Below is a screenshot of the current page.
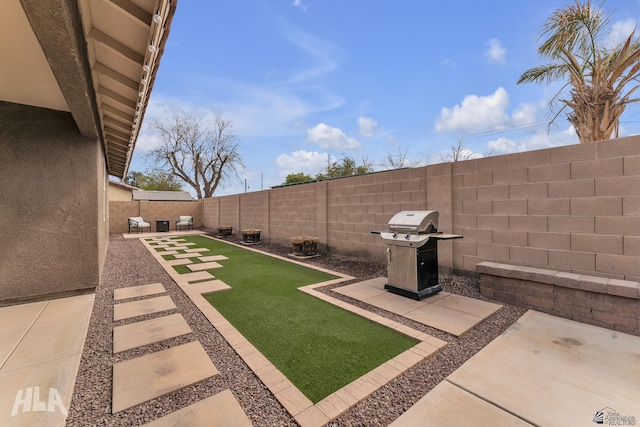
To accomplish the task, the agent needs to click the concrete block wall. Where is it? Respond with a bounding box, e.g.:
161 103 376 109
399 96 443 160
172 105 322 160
478 262 640 336
269 184 319 246
452 135 640 281
326 168 430 259
239 191 265 232
109 200 203 233
196 135 640 280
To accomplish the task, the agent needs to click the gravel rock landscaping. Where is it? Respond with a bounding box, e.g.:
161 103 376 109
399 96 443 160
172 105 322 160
66 233 525 426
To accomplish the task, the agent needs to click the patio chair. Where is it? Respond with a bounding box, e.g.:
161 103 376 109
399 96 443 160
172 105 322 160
128 216 151 233
176 215 193 231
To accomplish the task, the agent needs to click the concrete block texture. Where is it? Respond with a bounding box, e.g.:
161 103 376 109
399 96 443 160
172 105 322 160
102 135 640 286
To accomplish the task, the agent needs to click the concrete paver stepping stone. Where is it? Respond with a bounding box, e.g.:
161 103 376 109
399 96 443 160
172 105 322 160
446 311 640 427
390 380 534 426
199 255 229 262
183 280 231 296
113 296 176 321
173 271 215 285
186 261 223 272
164 259 193 266
142 389 252 427
114 283 165 301
184 248 208 253
174 253 201 259
113 313 192 353
112 341 218 413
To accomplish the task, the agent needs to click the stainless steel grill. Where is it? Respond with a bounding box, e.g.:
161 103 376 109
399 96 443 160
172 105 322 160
373 210 462 300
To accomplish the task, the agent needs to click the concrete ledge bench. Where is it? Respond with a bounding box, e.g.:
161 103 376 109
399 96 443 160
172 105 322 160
476 262 640 336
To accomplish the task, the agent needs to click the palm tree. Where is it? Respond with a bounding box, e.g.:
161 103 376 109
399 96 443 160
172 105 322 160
518 0 640 142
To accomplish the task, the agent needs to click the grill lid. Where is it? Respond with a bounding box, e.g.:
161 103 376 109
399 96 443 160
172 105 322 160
388 210 438 233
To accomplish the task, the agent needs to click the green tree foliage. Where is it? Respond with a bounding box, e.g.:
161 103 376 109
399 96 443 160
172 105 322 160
518 0 640 142
123 170 183 191
315 156 373 180
284 172 313 184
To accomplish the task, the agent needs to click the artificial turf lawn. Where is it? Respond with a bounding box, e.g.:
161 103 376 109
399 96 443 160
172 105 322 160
156 235 418 403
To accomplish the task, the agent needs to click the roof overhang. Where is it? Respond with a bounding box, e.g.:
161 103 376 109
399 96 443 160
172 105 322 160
0 0 177 178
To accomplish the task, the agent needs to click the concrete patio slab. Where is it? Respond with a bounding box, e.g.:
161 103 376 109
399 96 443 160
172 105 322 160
0 301 47 368
433 293 502 318
333 281 386 301
199 255 229 262
186 261 223 272
401 310 640 427
1 294 94 372
404 304 485 336
0 294 94 427
363 292 428 316
114 283 165 301
142 389 252 427
390 380 534 427
112 341 218 413
0 354 82 427
113 313 192 353
113 295 176 321
182 280 231 296
337 277 502 336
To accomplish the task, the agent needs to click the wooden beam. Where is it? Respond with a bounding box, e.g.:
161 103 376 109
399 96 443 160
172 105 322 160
102 103 133 122
108 0 152 26
88 28 144 65
94 62 139 92
98 86 136 110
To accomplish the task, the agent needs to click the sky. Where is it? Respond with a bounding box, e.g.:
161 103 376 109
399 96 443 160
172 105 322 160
127 0 640 196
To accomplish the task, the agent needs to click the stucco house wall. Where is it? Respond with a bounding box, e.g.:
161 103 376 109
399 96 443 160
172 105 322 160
0 102 107 304
108 181 137 201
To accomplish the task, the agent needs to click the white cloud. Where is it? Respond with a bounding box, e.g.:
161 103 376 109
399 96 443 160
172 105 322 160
607 19 637 48
358 116 378 137
511 102 538 125
486 38 507 64
488 126 578 154
435 87 510 133
307 123 361 149
292 0 308 11
276 150 328 173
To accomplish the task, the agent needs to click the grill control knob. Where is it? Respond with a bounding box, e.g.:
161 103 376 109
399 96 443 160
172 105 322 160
405 234 410 239
392 232 398 238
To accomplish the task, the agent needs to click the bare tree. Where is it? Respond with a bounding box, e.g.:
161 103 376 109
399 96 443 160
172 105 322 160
441 138 476 162
380 147 421 170
148 110 243 199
